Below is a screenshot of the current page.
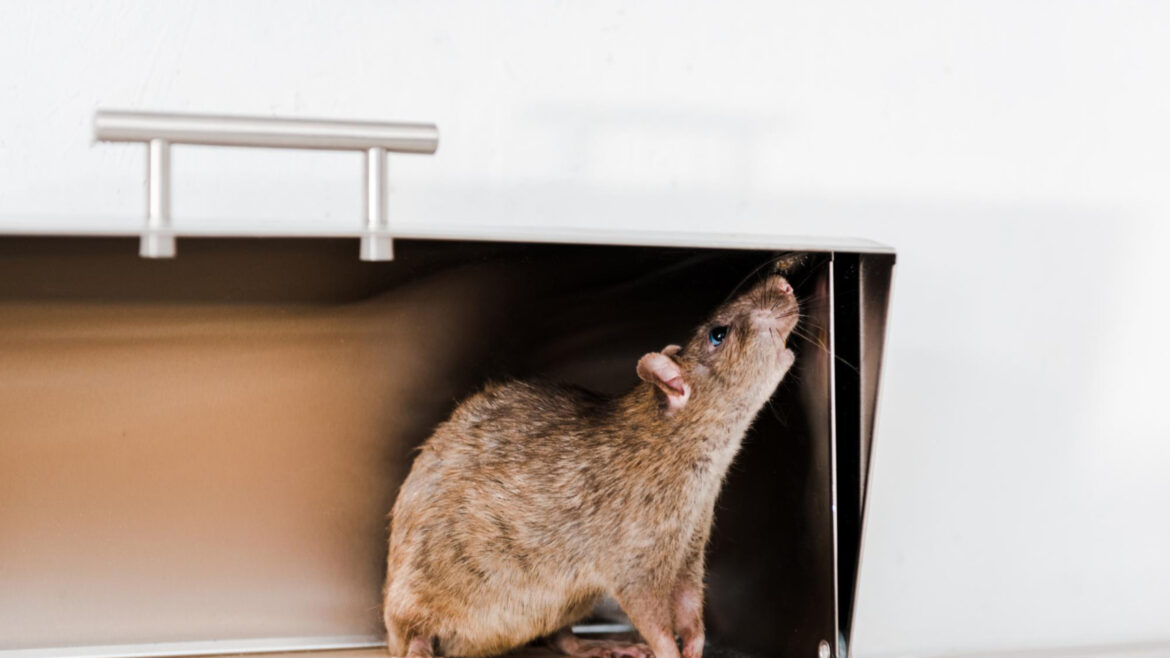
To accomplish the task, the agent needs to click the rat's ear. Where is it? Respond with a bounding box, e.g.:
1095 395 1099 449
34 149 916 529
637 349 690 415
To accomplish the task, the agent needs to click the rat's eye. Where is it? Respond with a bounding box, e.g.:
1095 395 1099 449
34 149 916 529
708 325 729 347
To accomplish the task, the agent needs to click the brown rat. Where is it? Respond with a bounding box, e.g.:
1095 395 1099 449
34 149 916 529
383 271 800 658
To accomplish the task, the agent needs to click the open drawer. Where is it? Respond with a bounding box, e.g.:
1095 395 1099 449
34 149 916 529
0 229 892 658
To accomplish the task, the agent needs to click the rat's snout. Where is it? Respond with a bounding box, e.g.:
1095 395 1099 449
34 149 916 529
749 275 795 304
745 275 799 337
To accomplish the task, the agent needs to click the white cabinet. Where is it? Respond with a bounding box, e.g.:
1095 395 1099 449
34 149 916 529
2 3 1169 657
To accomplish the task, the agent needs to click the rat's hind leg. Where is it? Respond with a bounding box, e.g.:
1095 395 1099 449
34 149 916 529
402 635 437 658
671 537 708 658
614 589 681 658
547 627 653 658
387 632 437 658
385 612 437 658
670 578 704 658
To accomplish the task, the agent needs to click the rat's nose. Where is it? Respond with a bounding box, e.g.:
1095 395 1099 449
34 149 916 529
776 279 793 295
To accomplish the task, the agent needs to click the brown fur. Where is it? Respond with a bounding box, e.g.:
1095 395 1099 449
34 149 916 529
384 274 799 658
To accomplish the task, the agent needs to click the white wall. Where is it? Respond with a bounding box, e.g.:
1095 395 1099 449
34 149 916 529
2 2 1168 656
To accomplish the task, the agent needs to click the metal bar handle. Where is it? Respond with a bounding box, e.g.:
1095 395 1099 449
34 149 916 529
93 110 439 260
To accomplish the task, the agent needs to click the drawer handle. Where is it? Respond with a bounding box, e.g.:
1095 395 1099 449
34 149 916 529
94 110 439 261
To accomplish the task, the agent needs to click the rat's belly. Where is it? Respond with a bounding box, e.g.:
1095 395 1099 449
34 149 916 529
436 578 599 657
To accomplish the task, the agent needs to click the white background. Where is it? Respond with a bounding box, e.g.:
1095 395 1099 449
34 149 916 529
2 2 1168 656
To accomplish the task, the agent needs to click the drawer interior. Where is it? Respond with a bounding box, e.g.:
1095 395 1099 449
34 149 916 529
0 237 865 658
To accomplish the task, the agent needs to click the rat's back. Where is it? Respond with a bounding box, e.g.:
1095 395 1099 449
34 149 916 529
383 380 618 657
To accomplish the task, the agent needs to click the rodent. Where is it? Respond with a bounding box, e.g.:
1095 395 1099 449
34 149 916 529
383 270 800 658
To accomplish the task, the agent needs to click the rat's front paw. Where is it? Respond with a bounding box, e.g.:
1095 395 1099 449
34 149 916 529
779 347 796 370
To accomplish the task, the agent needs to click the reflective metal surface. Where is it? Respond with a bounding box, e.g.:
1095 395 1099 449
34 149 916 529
857 254 895 512
361 147 392 261
93 110 439 261
143 138 173 258
848 253 895 652
93 111 438 154
830 252 896 653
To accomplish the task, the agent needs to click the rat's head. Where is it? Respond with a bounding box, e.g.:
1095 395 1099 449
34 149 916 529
636 274 799 419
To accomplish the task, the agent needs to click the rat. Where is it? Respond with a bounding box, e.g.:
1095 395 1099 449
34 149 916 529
383 271 799 658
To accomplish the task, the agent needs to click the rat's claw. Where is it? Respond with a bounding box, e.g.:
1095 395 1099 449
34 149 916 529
606 643 654 658
561 639 653 658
